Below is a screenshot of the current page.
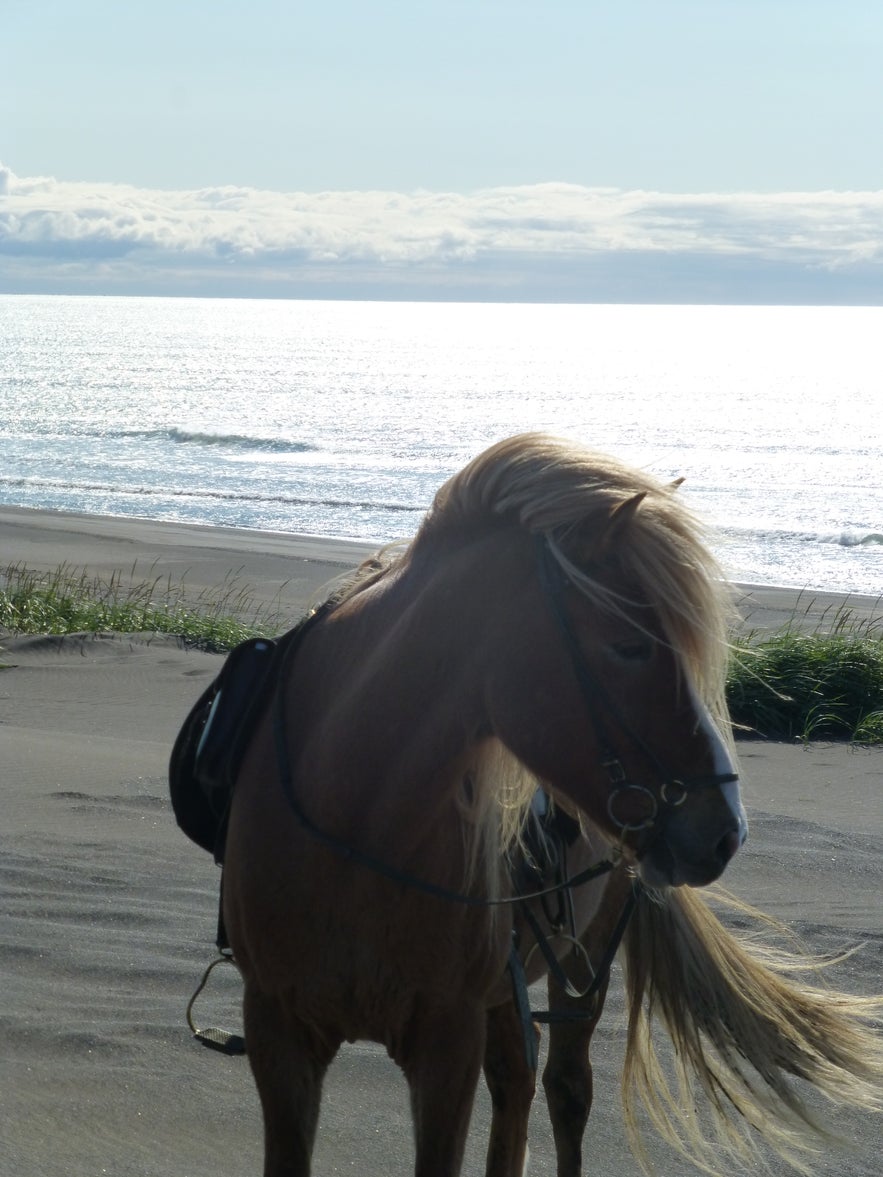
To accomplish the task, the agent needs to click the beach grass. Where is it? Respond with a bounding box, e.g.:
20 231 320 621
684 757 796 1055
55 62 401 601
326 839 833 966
729 609 883 744
0 562 288 654
2 562 882 744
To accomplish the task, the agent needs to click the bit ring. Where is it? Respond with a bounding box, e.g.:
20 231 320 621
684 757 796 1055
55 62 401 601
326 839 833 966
607 784 658 832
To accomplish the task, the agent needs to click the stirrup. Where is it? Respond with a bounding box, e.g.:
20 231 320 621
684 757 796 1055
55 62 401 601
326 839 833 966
185 951 246 1056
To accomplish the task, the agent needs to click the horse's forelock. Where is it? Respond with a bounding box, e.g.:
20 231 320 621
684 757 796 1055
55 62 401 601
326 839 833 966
423 433 735 726
548 500 734 733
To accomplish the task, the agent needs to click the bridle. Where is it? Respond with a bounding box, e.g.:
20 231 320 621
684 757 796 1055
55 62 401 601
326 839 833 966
535 534 739 849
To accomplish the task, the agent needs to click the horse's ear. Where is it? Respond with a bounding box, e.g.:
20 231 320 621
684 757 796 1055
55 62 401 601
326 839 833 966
594 491 647 559
667 476 685 492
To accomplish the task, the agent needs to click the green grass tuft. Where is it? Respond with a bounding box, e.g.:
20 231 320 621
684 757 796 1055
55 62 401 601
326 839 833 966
728 607 883 744
0 562 290 654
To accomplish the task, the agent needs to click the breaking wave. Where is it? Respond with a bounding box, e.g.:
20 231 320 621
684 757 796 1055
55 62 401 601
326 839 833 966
838 531 883 548
0 474 423 516
809 529 883 549
721 525 883 550
115 428 319 454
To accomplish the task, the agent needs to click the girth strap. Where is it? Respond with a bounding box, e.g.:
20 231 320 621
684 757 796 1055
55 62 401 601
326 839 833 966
507 936 539 1071
507 882 639 1070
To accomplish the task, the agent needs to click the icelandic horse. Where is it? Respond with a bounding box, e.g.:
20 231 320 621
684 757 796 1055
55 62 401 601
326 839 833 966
219 434 881 1175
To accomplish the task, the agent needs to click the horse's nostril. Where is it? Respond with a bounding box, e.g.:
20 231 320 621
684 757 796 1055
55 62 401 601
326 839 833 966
717 829 742 866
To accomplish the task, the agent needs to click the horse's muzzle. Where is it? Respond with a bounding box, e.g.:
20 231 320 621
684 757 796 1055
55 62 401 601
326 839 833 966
637 786 747 888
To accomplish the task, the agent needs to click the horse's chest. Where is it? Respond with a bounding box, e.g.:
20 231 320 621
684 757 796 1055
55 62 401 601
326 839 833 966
259 888 508 1034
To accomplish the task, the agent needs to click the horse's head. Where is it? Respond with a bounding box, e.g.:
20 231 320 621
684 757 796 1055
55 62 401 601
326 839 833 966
487 542 746 886
454 439 747 889
538 508 746 888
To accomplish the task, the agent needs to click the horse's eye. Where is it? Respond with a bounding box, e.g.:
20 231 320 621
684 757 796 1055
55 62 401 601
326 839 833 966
611 638 654 663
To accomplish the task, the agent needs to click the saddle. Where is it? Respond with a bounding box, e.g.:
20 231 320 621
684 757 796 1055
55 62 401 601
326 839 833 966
517 789 582 890
169 605 329 864
168 635 280 863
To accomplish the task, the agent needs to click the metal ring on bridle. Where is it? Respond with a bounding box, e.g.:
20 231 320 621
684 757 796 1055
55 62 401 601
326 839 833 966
660 779 688 808
606 783 659 832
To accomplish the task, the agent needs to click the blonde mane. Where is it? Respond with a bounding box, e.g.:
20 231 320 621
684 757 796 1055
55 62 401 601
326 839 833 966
337 433 736 882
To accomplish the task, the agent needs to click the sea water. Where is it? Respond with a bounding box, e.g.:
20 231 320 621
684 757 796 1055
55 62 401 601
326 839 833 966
1 294 881 595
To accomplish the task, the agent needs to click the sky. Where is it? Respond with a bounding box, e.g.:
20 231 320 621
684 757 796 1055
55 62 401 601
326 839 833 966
2 0 882 303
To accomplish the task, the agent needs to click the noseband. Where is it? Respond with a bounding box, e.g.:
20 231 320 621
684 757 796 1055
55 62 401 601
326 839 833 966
535 535 738 843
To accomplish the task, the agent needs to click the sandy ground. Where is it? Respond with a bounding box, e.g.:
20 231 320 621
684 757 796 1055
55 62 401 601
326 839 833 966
1 507 881 1176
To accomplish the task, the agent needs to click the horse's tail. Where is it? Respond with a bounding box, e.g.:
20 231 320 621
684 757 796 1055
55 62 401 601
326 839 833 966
620 883 883 1175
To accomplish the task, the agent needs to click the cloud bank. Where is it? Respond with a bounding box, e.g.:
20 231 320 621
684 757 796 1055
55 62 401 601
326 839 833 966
1 163 881 302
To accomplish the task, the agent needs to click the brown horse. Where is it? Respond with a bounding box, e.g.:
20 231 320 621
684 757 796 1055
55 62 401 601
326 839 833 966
221 434 881 1176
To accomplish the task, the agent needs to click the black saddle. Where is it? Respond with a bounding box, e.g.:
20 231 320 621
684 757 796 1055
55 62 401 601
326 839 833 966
169 636 279 862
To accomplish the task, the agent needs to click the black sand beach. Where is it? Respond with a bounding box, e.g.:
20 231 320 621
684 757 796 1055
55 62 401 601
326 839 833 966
1 507 881 1176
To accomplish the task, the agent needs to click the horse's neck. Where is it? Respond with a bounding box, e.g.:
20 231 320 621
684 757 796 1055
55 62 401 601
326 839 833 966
302 580 485 776
290 536 527 853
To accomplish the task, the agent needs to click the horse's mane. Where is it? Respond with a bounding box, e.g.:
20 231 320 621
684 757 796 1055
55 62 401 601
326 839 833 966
334 433 736 884
343 433 734 725
471 436 728 725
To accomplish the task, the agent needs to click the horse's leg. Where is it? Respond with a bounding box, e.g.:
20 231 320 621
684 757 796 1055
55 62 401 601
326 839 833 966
243 982 341 1177
540 972 610 1177
483 999 538 1177
401 1001 487 1177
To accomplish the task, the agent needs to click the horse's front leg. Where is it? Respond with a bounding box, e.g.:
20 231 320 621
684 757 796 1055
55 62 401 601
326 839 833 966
483 998 538 1177
400 999 487 1177
243 982 342 1177
541 972 610 1177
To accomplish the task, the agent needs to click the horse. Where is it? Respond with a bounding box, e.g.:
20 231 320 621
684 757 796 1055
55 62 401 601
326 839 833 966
219 434 881 1176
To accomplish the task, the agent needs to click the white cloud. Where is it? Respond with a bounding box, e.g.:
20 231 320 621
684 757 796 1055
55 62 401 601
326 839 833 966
1 164 881 302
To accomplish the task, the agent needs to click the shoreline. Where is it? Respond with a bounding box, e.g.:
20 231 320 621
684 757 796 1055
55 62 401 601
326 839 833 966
2 503 881 633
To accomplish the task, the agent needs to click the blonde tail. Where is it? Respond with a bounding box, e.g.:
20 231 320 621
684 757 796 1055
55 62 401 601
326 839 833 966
621 884 883 1175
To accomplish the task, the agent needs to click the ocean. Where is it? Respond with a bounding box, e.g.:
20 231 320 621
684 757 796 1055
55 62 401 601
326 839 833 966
1 294 881 596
